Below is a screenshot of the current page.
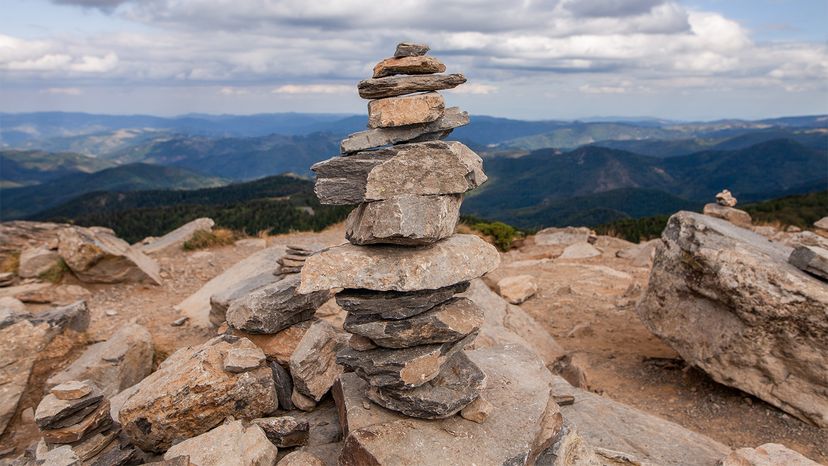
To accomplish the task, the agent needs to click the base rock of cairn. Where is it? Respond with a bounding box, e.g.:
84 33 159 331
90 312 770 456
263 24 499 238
299 42 499 420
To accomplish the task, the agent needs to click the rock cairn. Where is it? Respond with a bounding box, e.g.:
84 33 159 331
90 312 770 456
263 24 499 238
703 188 752 228
299 42 500 419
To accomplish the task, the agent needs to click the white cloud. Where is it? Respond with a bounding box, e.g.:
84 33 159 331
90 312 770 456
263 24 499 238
446 83 498 95
41 87 83 95
272 84 353 95
219 86 250 96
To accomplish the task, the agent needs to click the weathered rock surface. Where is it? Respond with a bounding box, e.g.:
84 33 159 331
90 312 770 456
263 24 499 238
337 345 559 465
460 396 492 424
312 141 486 205
141 217 214 255
346 194 460 246
289 320 343 401
223 347 266 373
46 323 153 397
119 336 278 451
35 390 103 429
299 234 499 293
15 284 91 306
336 282 468 320
372 55 445 78
232 320 312 366
343 297 483 348
340 107 468 154
0 272 13 287
703 203 752 228
367 92 444 128
358 74 465 99
278 451 325 466
788 245 828 280
716 189 738 207
51 380 94 401
336 333 474 389
393 42 429 58
559 242 601 259
251 416 309 447
41 400 112 444
210 272 283 327
720 443 820 466
269 361 294 411
18 246 61 278
163 420 278 466
534 226 595 246
57 226 161 285
226 274 331 334
37 445 80 466
496 275 537 304
637 211 828 427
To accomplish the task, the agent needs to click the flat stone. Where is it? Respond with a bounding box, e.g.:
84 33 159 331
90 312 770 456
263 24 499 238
558 242 601 259
373 55 445 78
223 347 266 373
51 380 94 401
721 443 820 466
289 320 344 401
70 428 119 461
343 297 483 348
367 92 444 128
336 333 474 389
251 416 309 448
367 352 485 419
703 203 753 228
299 234 499 293
18 246 61 279
163 420 278 466
348 334 377 351
226 274 331 334
496 275 537 304
35 390 103 430
141 218 215 255
788 245 828 280
340 107 469 154
460 396 492 424
88 444 139 466
16 284 91 306
41 400 112 444
233 320 313 366
210 271 282 327
345 194 461 246
38 445 79 466
118 335 278 452
393 42 429 58
359 74 465 99
336 282 469 320
57 226 161 285
313 141 486 205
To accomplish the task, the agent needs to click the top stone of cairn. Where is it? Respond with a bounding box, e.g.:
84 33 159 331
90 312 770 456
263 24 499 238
394 42 430 58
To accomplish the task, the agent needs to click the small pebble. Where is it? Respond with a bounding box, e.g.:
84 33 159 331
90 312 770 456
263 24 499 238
171 316 189 326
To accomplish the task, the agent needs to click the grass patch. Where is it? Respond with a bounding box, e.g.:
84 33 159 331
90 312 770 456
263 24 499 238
0 251 20 275
182 228 237 251
38 258 69 284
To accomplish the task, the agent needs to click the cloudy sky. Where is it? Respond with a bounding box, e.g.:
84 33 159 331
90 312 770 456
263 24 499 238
1 0 826 120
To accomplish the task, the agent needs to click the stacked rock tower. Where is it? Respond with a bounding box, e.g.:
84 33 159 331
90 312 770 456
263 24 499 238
299 43 500 419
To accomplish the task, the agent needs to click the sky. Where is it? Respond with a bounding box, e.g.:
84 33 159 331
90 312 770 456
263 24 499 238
1 0 826 120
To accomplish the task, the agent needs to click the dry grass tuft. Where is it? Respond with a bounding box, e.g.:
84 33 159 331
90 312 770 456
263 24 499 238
182 228 237 251
0 251 21 275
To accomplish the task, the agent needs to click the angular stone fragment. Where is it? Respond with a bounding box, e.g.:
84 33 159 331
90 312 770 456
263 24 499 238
289 320 343 401
336 282 469 320
234 320 313 366
716 189 738 207
358 74 465 99
346 194 461 246
373 55 445 78
38 445 80 466
226 274 331 334
341 107 469 154
18 246 61 279
209 271 282 327
367 92 444 128
460 396 492 424
35 390 103 430
367 352 485 419
788 245 828 280
141 217 214 255
496 275 537 304
291 389 317 412
348 334 377 351
57 225 161 285
223 347 266 373
269 361 295 411
312 141 486 205
394 42 429 58
41 400 112 444
343 297 483 348
720 443 820 466
70 428 119 461
336 333 474 389
51 380 94 401
163 420 278 466
703 202 752 228
559 241 601 259
299 235 499 293
251 416 309 448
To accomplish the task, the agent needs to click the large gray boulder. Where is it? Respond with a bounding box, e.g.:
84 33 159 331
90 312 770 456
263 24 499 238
637 211 828 427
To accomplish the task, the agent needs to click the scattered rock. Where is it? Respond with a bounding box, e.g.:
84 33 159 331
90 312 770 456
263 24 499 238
141 217 215 255
345 194 461 246
788 245 828 280
57 226 161 285
720 443 820 466
703 203 753 228
393 42 429 58
558 242 601 259
163 420 278 466
278 450 325 466
637 211 828 427
460 396 492 424
18 246 61 279
534 227 594 246
234 320 313 366
336 282 469 320
41 400 112 444
616 239 658 267
299 234 499 293
16 284 91 306
224 347 266 373
566 322 594 339
35 389 104 430
170 316 188 327
226 274 331 334
38 445 80 466
495 275 537 304
716 189 738 207
372 55 445 78
289 320 343 401
291 389 317 412
251 416 309 448
51 380 94 401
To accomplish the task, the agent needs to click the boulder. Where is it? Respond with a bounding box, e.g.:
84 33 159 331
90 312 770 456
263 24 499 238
57 226 161 285
299 234 499 293
534 227 594 246
358 74 466 99
226 274 331 334
345 194 461 246
637 211 828 427
703 203 752 228
140 218 215 255
340 107 469 154
393 42 429 58
163 420 278 466
496 275 537 304
372 55 445 78
289 320 344 402
558 242 601 259
15 284 91 306
176 245 287 328
720 443 820 466
46 323 154 397
251 416 309 448
209 271 282 327
119 336 278 451
367 92 445 128
788 245 828 280
312 141 486 205
18 246 61 278
336 282 468 320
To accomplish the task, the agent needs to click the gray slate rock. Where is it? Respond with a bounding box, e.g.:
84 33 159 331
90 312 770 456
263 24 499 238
251 416 309 447
358 74 466 99
394 42 429 57
340 107 469 154
34 389 103 429
270 361 295 411
209 271 281 327
343 297 483 348
226 274 331 333
789 245 828 280
367 352 485 419
336 281 469 320
312 141 486 205
289 320 344 401
345 194 461 246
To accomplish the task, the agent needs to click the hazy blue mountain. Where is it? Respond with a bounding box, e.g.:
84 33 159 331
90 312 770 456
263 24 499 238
0 150 114 187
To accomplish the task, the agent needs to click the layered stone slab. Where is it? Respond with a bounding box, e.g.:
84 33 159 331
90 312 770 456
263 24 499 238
312 141 486 205
346 194 461 246
340 107 469 154
299 234 499 294
336 282 469 320
359 74 466 99
394 42 429 58
367 92 444 128
373 56 445 78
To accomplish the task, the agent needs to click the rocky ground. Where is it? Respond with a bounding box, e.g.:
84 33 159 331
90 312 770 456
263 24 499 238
1 220 825 463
